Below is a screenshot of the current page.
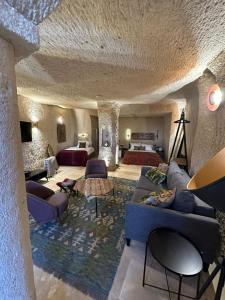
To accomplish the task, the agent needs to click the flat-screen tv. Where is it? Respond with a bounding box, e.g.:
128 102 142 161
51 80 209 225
20 121 32 142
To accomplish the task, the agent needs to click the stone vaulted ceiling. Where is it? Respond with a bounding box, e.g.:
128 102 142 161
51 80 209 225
15 0 225 109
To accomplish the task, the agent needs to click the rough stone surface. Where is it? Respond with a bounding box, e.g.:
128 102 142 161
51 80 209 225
187 70 220 174
18 95 76 170
0 0 39 61
208 50 225 87
0 37 36 300
6 0 60 25
15 0 225 108
98 102 120 168
185 68 225 256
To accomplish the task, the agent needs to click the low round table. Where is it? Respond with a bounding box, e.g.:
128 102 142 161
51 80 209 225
143 228 203 300
74 178 114 217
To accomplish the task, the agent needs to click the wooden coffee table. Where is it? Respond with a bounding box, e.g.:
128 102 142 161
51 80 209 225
74 178 114 217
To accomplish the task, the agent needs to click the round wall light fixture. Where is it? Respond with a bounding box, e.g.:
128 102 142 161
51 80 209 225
207 84 222 111
57 116 64 124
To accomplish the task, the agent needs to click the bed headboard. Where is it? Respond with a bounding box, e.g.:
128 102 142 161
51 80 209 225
131 132 155 141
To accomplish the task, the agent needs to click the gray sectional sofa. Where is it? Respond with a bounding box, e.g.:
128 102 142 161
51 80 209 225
125 161 220 267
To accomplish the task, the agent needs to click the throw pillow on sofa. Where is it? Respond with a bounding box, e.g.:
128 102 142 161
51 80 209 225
172 189 195 213
144 188 176 208
158 163 169 174
145 167 166 184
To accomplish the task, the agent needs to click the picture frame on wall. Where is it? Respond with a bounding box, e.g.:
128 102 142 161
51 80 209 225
57 124 66 143
131 132 155 140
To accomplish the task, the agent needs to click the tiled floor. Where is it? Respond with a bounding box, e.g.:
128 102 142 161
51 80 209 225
34 163 215 300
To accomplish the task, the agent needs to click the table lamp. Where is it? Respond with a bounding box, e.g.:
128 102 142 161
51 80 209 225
187 147 225 300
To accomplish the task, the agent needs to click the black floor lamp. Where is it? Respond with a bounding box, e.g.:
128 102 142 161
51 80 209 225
169 109 190 167
187 147 225 300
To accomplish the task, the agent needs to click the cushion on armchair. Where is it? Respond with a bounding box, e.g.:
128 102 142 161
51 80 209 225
46 193 68 215
172 189 195 213
85 159 107 179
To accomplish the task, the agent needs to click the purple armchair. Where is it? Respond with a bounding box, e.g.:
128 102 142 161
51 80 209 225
85 159 108 179
26 181 68 224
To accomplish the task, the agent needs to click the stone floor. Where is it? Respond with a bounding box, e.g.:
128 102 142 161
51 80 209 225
33 163 216 300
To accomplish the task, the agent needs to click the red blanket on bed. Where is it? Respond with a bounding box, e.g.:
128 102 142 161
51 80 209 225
56 150 88 166
123 151 163 166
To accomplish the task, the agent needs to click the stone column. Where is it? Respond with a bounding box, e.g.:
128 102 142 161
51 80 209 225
0 1 60 298
98 102 120 170
0 37 36 299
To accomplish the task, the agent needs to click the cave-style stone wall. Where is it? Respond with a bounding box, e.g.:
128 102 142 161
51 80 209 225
6 0 60 25
187 70 223 175
18 95 76 170
98 102 120 169
185 68 225 255
0 36 36 300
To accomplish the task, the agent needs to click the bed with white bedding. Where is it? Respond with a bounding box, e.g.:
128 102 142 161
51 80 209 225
56 142 95 166
123 142 163 166
65 146 95 156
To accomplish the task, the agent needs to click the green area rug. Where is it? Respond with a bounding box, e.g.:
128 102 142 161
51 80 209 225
29 177 136 300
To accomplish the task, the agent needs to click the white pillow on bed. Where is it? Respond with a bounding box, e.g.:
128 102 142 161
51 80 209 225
76 141 92 148
130 143 140 150
142 144 153 151
77 141 87 148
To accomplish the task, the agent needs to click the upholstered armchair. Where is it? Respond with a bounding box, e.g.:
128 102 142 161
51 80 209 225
26 180 68 224
85 159 108 179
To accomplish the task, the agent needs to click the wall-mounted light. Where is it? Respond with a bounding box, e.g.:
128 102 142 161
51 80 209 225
126 128 131 140
32 122 39 128
78 132 88 139
57 116 64 124
207 84 222 111
31 117 39 128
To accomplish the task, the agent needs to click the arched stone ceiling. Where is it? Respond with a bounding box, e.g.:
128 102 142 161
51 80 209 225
16 0 225 109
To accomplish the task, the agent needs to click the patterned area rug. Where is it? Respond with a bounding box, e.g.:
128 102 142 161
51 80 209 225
29 177 136 300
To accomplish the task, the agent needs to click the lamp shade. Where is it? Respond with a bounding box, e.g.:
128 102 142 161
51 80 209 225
187 147 225 212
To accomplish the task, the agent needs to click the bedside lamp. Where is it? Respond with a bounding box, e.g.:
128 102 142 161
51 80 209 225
187 147 225 299
78 133 88 140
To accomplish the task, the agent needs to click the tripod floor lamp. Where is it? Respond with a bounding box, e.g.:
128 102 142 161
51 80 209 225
187 147 225 300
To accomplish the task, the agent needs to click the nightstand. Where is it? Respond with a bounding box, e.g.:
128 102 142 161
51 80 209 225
156 150 164 159
119 146 128 158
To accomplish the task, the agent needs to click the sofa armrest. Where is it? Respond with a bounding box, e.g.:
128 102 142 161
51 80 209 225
26 180 54 199
27 193 57 223
125 202 220 264
141 166 151 176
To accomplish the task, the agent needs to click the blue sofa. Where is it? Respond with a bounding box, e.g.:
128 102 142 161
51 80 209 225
125 161 220 267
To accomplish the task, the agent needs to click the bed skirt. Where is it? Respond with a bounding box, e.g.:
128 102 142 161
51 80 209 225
56 150 88 166
123 151 163 166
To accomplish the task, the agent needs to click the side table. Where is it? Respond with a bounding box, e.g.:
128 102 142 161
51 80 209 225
25 169 48 181
156 149 164 160
143 228 203 299
119 147 128 158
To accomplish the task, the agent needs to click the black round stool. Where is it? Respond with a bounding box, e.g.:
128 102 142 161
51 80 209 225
143 228 203 300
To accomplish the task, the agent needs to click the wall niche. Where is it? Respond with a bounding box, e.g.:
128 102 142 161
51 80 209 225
101 127 111 147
